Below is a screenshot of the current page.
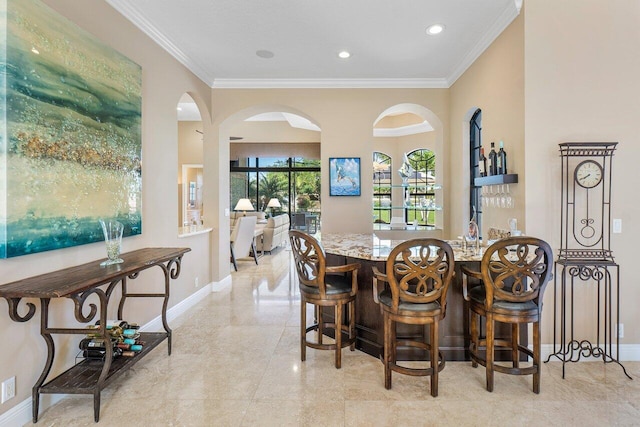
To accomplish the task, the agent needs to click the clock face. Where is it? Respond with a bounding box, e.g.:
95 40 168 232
575 160 603 189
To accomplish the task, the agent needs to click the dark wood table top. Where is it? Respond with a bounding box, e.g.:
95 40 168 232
0 247 191 299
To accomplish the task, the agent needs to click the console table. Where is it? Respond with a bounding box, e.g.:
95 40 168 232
0 247 190 423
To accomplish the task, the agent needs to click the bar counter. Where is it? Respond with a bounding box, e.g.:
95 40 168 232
318 233 483 262
316 233 514 361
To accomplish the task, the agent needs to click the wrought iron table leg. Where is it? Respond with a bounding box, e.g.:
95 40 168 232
33 298 55 423
94 391 101 422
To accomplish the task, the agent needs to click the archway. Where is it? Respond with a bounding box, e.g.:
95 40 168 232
216 104 322 275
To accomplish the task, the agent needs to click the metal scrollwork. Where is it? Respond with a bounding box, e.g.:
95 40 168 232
168 256 183 280
566 339 610 363
568 265 607 282
70 288 107 323
571 265 594 281
579 218 596 239
7 298 37 322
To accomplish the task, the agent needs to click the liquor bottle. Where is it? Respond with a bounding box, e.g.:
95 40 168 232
96 320 129 330
122 329 140 339
488 142 498 175
80 338 123 359
497 140 507 174
478 147 487 177
79 338 108 351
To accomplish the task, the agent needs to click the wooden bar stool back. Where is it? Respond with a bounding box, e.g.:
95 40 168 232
372 238 455 397
461 237 553 393
289 230 359 369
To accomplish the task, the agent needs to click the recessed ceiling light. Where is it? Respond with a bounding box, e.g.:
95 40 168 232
426 24 445 35
256 50 274 59
338 51 351 59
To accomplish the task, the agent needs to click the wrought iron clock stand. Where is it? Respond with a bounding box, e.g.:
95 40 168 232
545 142 631 379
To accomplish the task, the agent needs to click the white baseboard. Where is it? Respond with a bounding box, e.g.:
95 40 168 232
139 282 212 332
211 274 232 292
0 396 34 427
0 284 215 427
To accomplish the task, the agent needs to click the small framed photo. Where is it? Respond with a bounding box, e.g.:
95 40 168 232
329 157 361 196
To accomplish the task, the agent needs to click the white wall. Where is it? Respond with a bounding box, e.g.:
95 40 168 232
525 0 640 344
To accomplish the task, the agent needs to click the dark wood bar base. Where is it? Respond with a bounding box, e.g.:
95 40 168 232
325 254 524 361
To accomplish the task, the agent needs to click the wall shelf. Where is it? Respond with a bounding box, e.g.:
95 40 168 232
375 184 442 190
376 206 442 211
474 173 518 186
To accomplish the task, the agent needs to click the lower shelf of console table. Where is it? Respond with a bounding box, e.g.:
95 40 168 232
41 332 166 395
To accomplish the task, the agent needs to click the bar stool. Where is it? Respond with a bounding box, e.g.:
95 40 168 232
289 230 359 369
461 237 553 393
372 238 455 396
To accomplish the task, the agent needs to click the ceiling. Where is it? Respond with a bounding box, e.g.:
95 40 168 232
107 0 522 89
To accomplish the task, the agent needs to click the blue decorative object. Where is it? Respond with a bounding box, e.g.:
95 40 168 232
329 157 361 196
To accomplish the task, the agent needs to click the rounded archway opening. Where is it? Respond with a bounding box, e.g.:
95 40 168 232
221 105 322 240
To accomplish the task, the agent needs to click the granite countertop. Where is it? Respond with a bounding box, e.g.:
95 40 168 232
318 233 483 262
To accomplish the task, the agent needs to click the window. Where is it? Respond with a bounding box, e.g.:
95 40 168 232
231 157 321 224
469 109 483 236
373 152 392 224
405 149 436 226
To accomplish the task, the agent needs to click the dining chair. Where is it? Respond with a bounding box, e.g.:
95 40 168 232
229 215 258 271
291 212 308 232
289 230 359 368
461 236 553 393
372 238 455 396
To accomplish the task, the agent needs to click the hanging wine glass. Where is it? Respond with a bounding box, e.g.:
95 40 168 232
505 184 513 208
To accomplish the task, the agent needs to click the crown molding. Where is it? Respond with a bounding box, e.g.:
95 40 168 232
446 0 522 87
106 0 215 86
211 78 449 89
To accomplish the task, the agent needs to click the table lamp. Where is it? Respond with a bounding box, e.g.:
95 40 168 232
234 198 254 216
266 198 281 217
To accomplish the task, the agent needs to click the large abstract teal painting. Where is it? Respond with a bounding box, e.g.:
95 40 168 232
0 0 142 258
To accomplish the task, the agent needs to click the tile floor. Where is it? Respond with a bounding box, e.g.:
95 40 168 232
27 247 640 426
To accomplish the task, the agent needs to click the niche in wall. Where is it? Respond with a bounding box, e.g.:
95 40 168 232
372 104 443 235
177 93 203 228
